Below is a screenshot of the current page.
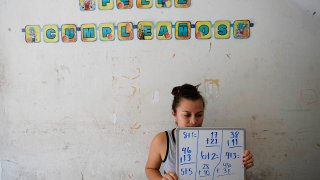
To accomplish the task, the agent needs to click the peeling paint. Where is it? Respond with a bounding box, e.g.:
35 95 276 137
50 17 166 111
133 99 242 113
152 91 160 104
113 113 117 124
204 79 220 98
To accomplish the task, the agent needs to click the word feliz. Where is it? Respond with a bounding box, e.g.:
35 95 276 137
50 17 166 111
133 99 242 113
23 20 253 43
79 0 191 10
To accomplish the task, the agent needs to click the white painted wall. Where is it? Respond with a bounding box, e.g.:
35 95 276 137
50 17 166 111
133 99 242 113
1 0 320 179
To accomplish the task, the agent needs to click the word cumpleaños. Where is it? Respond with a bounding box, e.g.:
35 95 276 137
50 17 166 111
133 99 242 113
24 20 252 43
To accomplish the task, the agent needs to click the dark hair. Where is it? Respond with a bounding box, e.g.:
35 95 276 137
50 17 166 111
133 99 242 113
171 84 205 113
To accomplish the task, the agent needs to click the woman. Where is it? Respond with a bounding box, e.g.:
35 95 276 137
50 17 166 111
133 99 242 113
145 84 254 180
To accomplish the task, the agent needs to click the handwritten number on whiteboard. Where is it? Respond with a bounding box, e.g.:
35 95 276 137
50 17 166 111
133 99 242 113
181 147 192 163
201 151 219 160
225 152 240 159
181 168 193 176
230 131 239 138
183 132 197 139
227 131 240 147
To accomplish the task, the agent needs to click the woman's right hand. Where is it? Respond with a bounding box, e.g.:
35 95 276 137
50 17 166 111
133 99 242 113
162 172 178 180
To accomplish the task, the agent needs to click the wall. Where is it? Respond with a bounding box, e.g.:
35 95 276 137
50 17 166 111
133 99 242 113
1 0 320 179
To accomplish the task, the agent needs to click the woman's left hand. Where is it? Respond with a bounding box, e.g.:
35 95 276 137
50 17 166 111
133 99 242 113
242 150 254 169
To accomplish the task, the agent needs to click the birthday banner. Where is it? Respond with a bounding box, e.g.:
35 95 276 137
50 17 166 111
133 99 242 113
22 0 254 43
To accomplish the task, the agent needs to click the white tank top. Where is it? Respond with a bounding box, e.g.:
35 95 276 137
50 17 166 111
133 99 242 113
162 129 176 173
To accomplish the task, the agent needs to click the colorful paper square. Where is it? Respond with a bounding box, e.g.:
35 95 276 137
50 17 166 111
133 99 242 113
116 0 133 9
174 0 190 8
175 21 191 40
79 0 96 11
156 22 172 40
99 0 114 10
137 21 154 40
117 22 133 40
136 0 153 8
155 0 171 8
214 20 231 39
233 20 250 39
81 24 97 42
99 23 115 41
43 25 59 43
195 21 211 39
25 25 41 43
61 24 77 42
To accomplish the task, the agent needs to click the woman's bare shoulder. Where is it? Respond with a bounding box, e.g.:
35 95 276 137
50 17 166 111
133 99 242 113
151 131 167 145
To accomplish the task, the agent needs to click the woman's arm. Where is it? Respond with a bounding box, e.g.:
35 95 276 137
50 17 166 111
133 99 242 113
145 132 178 180
145 132 166 180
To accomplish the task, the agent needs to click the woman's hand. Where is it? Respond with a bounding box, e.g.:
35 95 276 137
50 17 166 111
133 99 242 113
243 150 254 169
162 172 178 180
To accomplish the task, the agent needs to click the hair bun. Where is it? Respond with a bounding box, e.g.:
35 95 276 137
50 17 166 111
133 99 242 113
171 86 181 96
171 84 201 96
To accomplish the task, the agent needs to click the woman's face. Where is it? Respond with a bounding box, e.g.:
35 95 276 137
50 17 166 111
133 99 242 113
173 98 204 127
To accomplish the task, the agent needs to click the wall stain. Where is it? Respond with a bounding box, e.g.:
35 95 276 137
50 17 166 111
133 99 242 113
226 53 231 59
128 173 134 179
317 144 320 148
172 53 176 58
63 143 70 150
130 122 141 130
204 79 220 99
112 76 117 87
0 63 6 90
250 115 258 138
122 74 140 80
313 11 316 16
204 79 220 89
300 89 318 105
54 64 71 82
209 42 212 52
0 159 18 164
130 86 137 97
246 167 284 180
274 132 286 136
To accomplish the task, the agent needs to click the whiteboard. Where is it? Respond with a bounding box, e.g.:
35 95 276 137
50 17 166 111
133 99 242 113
176 127 246 180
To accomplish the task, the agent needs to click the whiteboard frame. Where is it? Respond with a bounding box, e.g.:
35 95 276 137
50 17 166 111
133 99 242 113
176 127 246 180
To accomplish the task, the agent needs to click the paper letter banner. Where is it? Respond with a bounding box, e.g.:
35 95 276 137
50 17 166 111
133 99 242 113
23 20 254 43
